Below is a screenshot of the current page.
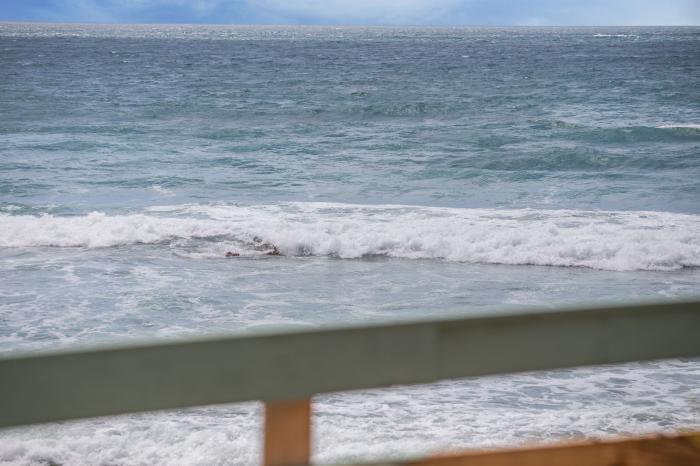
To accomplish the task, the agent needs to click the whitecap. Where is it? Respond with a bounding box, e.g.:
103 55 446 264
657 123 700 129
150 185 175 196
1 203 699 272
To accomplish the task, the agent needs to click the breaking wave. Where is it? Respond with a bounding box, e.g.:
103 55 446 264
657 123 700 130
1 203 699 271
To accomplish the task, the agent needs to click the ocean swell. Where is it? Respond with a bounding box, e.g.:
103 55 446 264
1 203 699 272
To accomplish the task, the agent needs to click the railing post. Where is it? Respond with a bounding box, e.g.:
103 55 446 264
263 398 311 466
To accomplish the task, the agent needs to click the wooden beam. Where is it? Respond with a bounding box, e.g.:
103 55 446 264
263 399 311 466
0 299 699 427
401 432 700 466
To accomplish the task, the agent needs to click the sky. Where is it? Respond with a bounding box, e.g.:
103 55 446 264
1 0 699 26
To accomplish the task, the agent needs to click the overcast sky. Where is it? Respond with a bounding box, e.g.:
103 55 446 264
2 0 700 26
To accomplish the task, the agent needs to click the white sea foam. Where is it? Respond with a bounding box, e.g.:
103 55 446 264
1 203 699 271
593 33 639 38
150 184 175 196
657 123 700 129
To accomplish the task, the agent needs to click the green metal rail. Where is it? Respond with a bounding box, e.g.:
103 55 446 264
1 299 699 428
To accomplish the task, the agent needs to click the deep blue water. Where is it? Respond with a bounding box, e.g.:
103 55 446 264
2 24 700 213
0 24 699 466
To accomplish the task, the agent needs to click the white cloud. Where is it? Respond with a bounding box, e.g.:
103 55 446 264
117 0 226 15
35 0 700 25
44 0 115 22
248 0 463 25
46 0 232 22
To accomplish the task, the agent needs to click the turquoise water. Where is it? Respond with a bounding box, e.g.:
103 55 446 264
0 24 699 465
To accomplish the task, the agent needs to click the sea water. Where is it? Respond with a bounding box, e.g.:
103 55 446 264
0 24 699 465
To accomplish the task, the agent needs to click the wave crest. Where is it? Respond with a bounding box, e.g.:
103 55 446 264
2 203 699 271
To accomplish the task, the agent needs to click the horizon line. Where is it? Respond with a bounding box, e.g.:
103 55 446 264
2 20 698 28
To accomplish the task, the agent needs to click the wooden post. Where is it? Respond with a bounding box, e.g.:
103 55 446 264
263 399 311 466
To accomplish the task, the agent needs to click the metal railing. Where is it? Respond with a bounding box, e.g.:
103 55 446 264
1 299 699 465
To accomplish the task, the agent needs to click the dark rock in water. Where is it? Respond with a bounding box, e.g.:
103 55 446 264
37 459 62 466
226 247 281 257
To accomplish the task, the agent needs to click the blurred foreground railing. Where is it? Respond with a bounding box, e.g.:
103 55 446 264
1 300 699 465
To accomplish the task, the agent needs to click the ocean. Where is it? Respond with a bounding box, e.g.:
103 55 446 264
0 23 699 465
